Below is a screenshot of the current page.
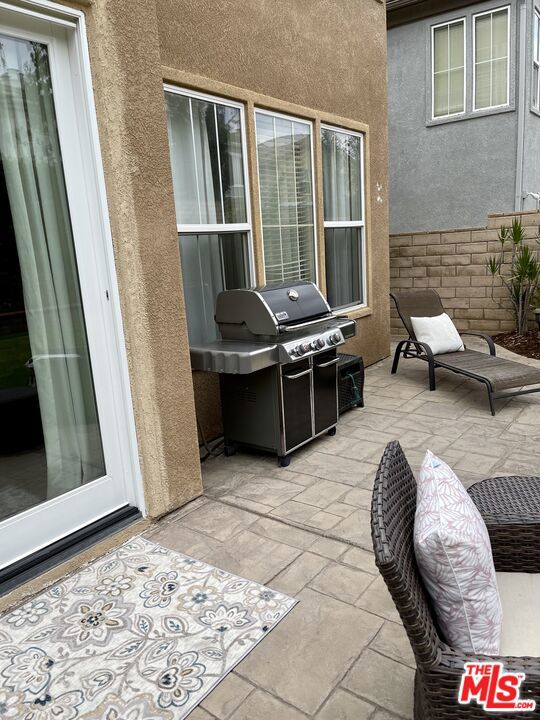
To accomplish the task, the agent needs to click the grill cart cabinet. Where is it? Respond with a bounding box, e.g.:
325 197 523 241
191 281 357 465
220 350 338 466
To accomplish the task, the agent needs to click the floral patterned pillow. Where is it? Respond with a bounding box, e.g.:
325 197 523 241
414 450 502 655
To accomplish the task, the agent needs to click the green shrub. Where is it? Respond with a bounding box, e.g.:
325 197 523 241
486 219 540 335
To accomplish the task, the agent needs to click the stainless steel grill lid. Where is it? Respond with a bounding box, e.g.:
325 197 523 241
191 281 356 374
215 281 331 337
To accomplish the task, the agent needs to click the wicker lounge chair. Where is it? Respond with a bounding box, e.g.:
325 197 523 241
372 440 540 719
391 289 540 415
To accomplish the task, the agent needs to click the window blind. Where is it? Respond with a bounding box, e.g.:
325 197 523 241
433 20 465 118
255 112 316 283
474 9 509 110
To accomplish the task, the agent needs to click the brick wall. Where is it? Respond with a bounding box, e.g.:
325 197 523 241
390 210 540 335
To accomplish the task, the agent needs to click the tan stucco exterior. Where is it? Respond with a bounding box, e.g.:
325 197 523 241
71 0 203 517
158 0 391 438
51 0 390 507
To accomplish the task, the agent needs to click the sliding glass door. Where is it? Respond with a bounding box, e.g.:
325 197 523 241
0 8 139 568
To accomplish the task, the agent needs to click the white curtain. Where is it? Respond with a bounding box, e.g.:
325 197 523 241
0 37 105 498
322 129 361 222
166 93 218 225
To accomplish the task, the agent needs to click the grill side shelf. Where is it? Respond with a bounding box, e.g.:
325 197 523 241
189 342 278 374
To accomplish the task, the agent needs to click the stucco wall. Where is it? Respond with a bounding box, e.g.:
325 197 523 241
70 0 203 517
157 0 391 439
388 0 525 235
390 210 540 334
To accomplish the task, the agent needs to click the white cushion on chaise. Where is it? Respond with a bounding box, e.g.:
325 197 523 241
410 312 465 355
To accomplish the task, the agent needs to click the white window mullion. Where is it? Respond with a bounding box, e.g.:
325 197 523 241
325 220 364 229
178 222 251 234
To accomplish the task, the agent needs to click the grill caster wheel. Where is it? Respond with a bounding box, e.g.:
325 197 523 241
224 445 236 458
327 427 337 436
278 456 290 468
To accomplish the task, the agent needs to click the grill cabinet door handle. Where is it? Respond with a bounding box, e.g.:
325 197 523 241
283 368 312 380
315 357 339 369
278 315 333 332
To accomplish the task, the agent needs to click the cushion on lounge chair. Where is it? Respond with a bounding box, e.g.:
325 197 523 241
497 572 540 656
434 350 540 391
410 313 464 355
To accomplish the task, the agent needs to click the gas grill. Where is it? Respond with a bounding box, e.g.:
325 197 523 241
190 281 357 466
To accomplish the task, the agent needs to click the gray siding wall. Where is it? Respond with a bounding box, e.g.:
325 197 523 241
388 0 540 234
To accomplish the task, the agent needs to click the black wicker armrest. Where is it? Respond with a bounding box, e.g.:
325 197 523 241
468 476 540 573
485 520 540 573
460 331 496 356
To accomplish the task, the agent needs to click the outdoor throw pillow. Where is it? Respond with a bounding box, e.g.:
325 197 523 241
414 450 502 655
410 312 464 355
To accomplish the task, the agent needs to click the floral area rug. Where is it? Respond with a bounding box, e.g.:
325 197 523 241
0 536 297 719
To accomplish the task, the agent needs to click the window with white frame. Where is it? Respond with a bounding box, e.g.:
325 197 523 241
321 125 366 310
432 19 466 118
165 87 252 344
474 7 510 110
534 8 540 110
255 110 317 284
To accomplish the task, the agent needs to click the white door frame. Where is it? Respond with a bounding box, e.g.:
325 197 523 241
0 1 144 569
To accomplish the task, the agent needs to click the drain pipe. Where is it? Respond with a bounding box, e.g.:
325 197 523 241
515 0 528 210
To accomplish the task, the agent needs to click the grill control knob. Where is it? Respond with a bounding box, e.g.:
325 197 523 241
315 337 326 350
295 345 304 356
301 342 311 354
329 332 341 345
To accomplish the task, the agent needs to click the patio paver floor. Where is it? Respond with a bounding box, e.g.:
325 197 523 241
144 341 540 719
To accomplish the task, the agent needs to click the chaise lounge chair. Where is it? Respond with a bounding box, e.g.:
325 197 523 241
391 289 540 415
372 441 540 719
